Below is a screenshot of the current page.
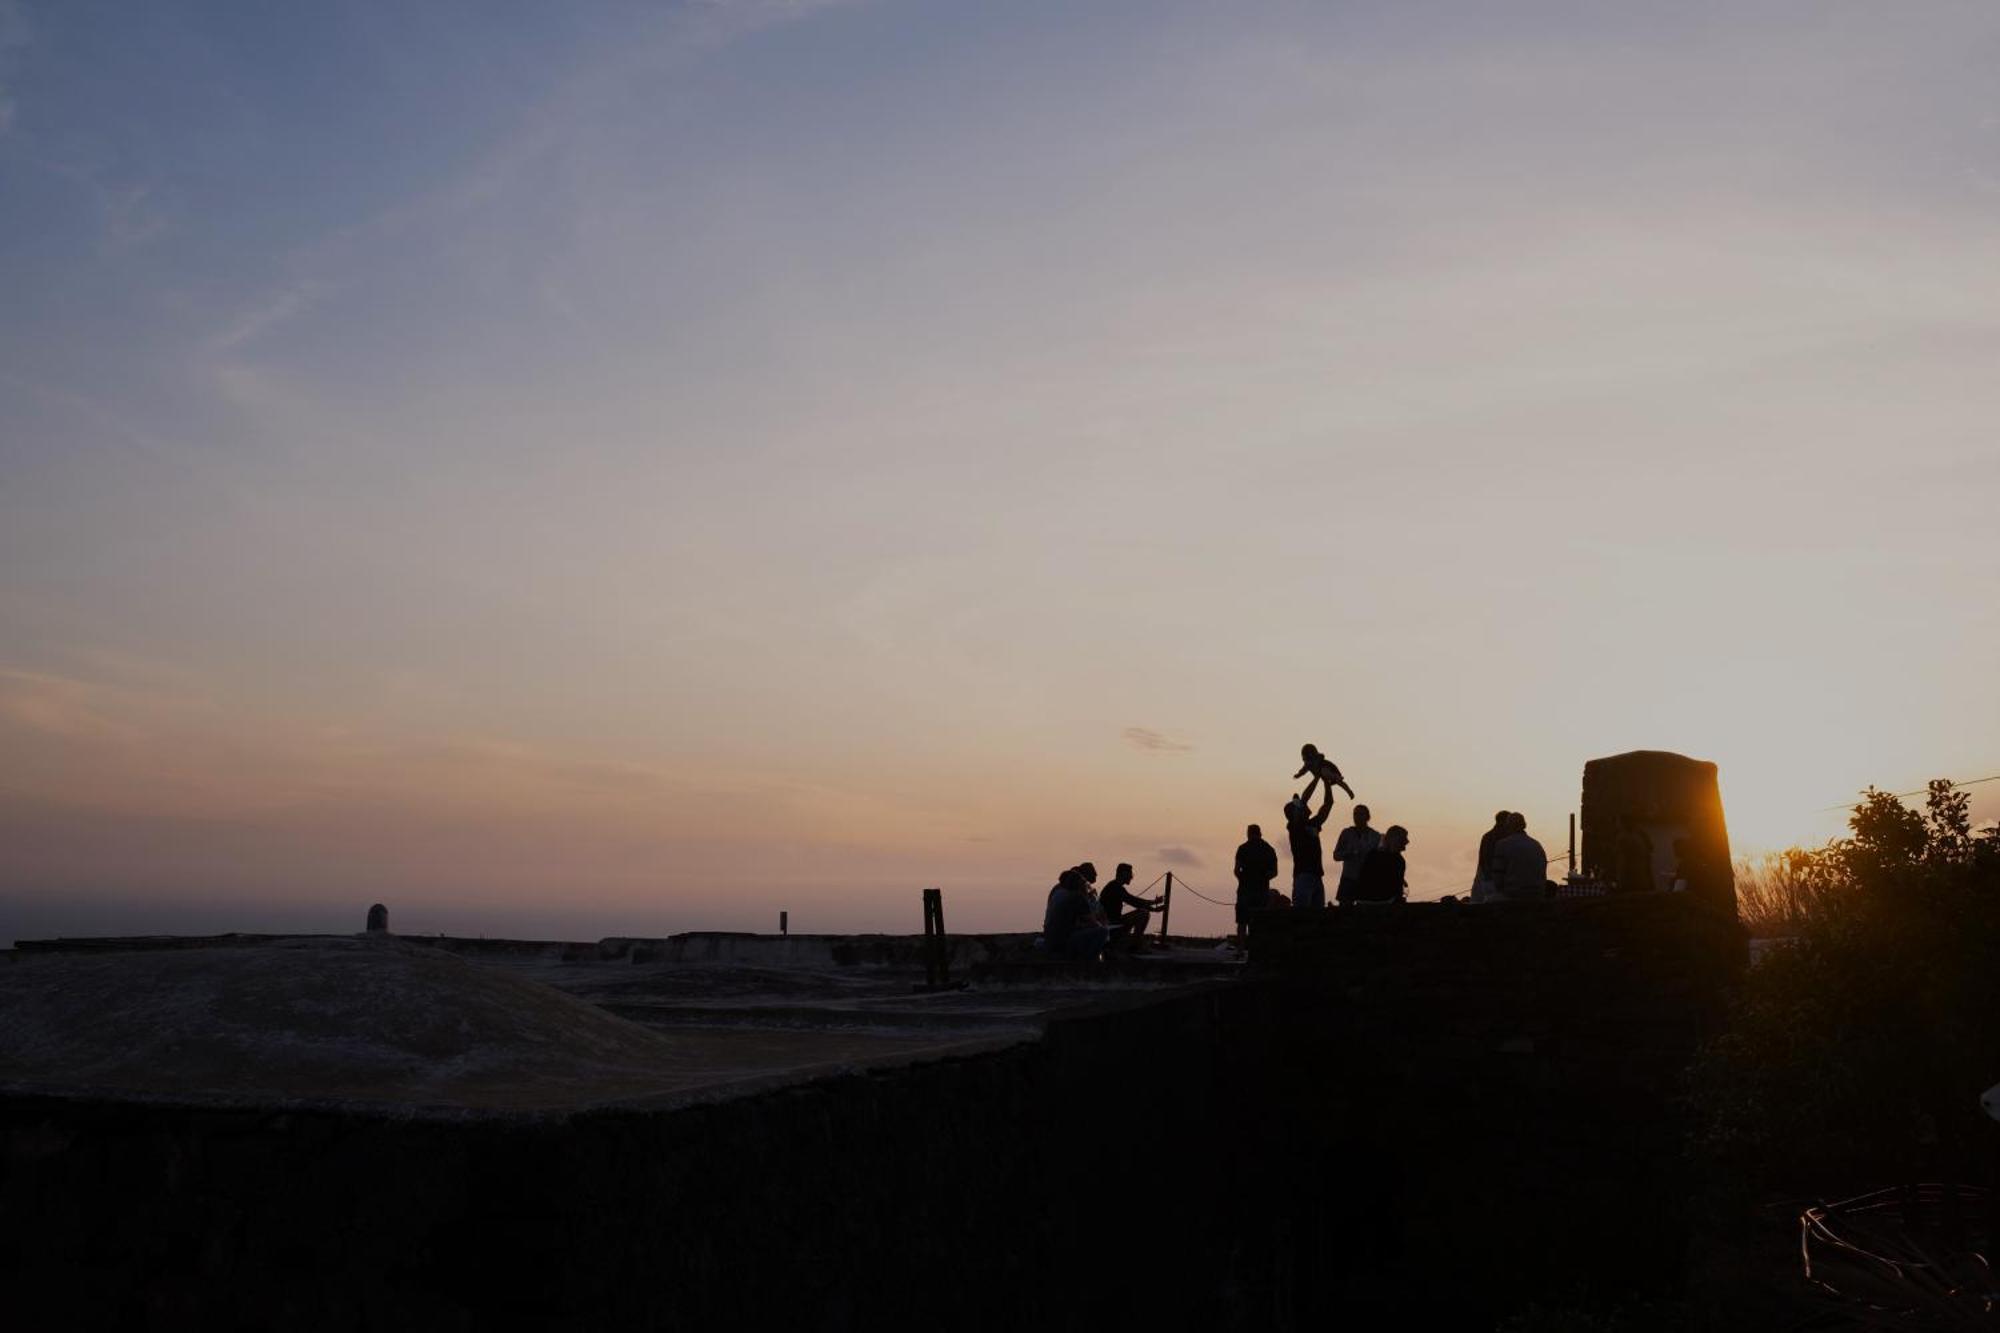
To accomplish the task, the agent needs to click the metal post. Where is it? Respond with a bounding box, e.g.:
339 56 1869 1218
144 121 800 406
1159 872 1173 943
780 910 788 937
1569 813 1577 876
921 887 947 989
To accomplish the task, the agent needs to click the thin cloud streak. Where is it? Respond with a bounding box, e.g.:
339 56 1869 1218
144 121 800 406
1124 727 1194 755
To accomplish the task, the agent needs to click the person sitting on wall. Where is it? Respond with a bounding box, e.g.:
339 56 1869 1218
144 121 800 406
1043 869 1110 960
1490 813 1550 902
1072 862 1101 906
1099 862 1165 951
1348 825 1411 904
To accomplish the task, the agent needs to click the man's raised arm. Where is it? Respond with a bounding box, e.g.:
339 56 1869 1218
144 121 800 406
1311 779 1335 829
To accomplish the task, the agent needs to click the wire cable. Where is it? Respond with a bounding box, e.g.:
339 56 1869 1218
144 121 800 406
1815 773 2000 813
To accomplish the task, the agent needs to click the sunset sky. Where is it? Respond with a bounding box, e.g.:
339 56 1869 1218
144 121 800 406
4 0 1998 945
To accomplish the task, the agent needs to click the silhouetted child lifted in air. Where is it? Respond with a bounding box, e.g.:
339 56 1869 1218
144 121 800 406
1294 744 1355 801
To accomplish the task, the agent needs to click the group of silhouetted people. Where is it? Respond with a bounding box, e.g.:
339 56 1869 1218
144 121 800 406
1037 740 1691 956
1470 810 1551 902
1040 861 1167 961
1231 764 1414 939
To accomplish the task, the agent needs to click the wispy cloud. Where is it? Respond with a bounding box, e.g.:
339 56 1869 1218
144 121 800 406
1156 846 1202 868
0 670 136 742
205 279 334 354
201 0 864 357
0 0 32 138
1123 726 1193 755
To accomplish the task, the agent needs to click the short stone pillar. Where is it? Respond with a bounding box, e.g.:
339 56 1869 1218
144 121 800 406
365 903 389 934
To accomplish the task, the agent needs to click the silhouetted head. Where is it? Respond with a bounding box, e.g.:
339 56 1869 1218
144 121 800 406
1300 743 1320 761
1114 862 1133 883
1352 804 1371 827
1507 812 1527 834
1058 869 1085 891
1493 810 1511 827
1385 825 1410 852
1284 796 1306 822
1077 862 1097 883
1247 824 1262 840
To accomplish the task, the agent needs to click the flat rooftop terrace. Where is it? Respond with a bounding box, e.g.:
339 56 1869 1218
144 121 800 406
0 931 1236 1118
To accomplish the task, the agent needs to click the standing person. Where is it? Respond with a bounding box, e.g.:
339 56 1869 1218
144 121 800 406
1491 813 1549 902
1286 775 1336 911
1233 824 1279 943
1099 862 1165 950
1471 811 1511 902
1332 804 1383 907
1352 825 1411 904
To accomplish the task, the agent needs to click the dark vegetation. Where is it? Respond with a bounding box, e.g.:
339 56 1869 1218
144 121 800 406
1510 782 2000 1332
1693 781 2000 1198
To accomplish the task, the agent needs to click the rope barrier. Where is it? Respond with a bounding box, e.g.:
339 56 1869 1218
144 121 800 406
1163 873 1238 909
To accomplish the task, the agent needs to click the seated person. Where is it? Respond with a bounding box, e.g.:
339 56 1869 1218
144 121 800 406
1042 869 1110 961
1098 862 1164 949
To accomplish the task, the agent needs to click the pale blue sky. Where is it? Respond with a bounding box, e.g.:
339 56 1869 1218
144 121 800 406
4 1 1998 943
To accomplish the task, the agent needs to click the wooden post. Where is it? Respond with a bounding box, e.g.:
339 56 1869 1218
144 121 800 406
779 910 788 937
1568 813 1577 876
921 887 947 989
1159 872 1173 943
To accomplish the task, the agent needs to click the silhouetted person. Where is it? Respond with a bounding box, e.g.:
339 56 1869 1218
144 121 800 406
1332 803 1382 905
1070 862 1100 905
1286 775 1336 910
1491 813 1548 902
1472 811 1511 902
365 903 388 934
1612 816 1655 894
1233 824 1279 942
1099 862 1164 949
1352 825 1410 904
1293 743 1356 800
1043 869 1108 960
